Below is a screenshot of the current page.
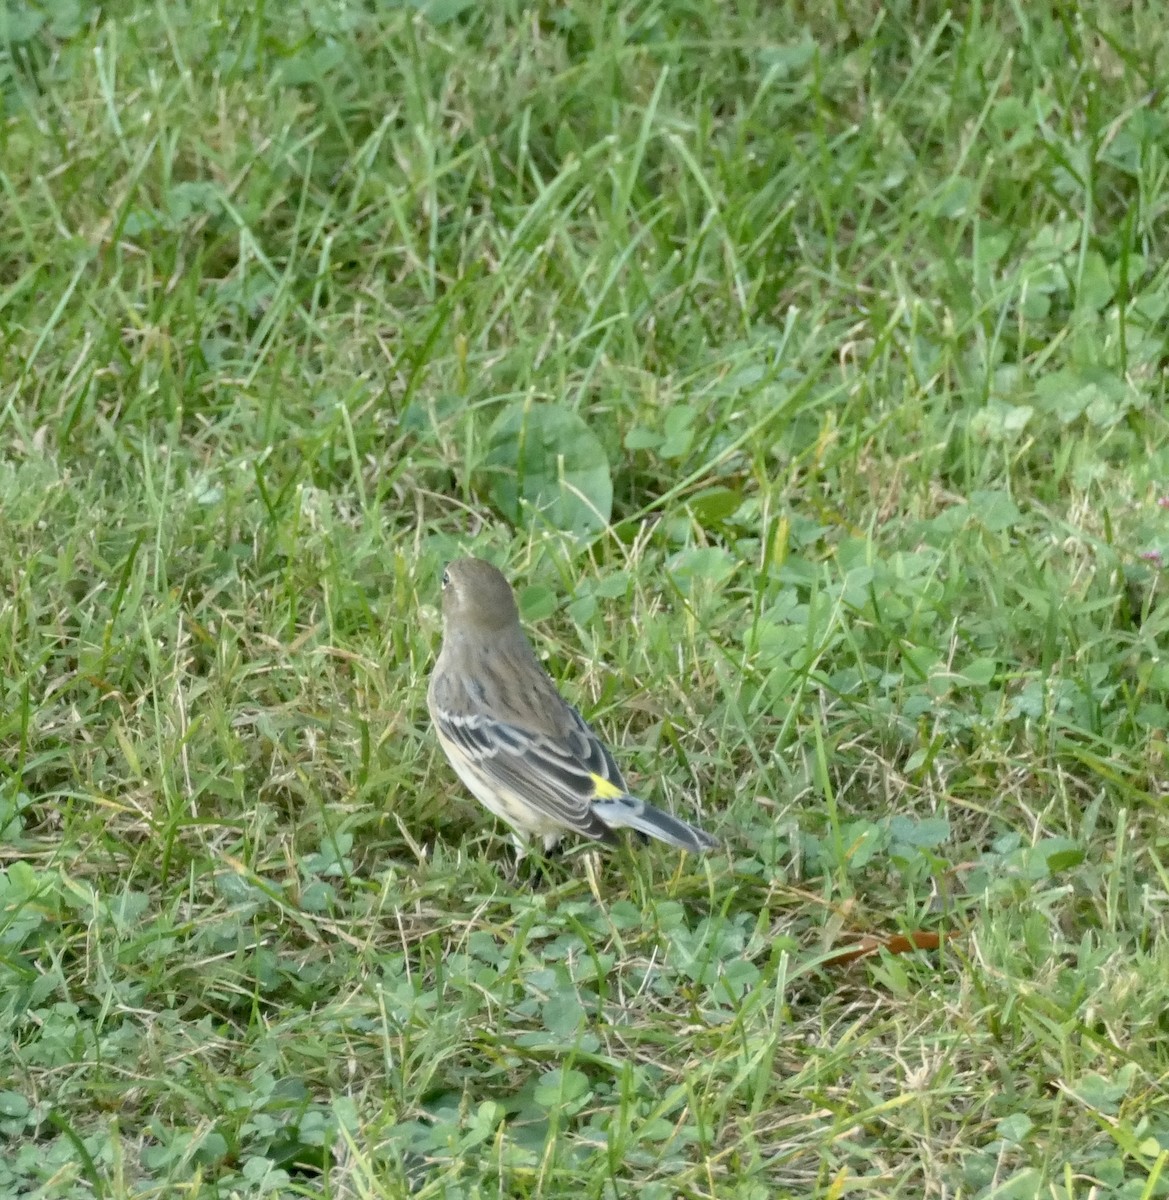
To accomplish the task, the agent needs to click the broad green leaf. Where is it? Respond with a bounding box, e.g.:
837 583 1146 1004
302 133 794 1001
484 402 613 539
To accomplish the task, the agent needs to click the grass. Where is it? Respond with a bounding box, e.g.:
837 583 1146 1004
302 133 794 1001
2 0 1169 1195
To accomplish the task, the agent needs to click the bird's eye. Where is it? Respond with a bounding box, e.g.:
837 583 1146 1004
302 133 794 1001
441 568 451 589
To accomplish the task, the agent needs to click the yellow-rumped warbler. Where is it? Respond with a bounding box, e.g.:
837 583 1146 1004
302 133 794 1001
427 556 719 859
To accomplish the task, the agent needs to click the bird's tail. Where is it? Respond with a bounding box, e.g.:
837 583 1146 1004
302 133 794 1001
592 795 719 852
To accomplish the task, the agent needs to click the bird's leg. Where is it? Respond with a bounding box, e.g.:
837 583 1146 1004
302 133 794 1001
506 834 565 889
506 832 535 887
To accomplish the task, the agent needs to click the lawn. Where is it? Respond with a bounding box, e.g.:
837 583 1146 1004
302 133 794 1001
2 1 1169 1196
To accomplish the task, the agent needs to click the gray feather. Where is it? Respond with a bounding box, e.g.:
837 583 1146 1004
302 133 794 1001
591 796 720 852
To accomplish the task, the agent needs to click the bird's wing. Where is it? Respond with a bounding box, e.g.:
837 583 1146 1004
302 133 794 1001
434 704 627 837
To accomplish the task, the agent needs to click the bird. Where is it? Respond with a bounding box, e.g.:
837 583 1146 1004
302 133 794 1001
426 556 719 862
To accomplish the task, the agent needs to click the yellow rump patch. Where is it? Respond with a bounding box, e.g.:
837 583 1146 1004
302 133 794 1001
589 773 625 800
